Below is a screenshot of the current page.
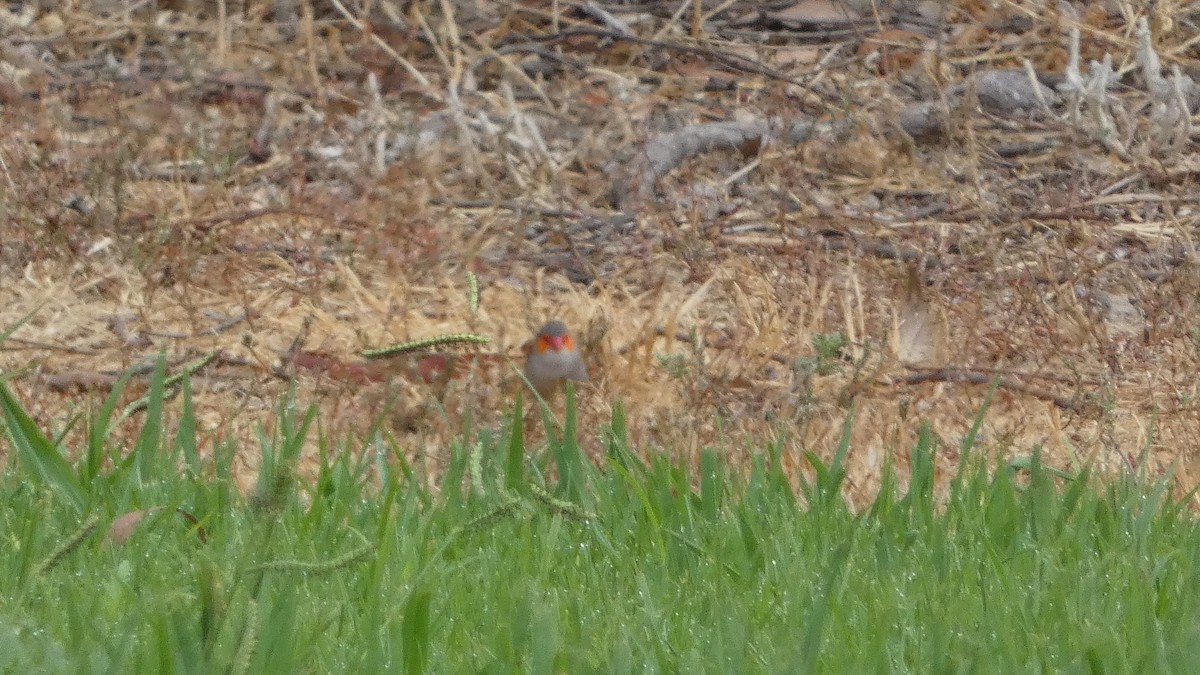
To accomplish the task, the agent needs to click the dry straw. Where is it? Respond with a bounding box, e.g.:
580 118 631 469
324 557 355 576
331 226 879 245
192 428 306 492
0 1 1198 503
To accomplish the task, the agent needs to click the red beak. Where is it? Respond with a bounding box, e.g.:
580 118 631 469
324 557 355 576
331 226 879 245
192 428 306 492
547 335 567 350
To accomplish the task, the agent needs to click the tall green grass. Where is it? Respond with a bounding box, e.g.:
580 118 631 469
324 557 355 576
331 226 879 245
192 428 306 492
2 367 1200 674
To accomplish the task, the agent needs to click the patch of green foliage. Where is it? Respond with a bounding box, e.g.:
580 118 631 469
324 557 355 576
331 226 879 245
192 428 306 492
2 360 1199 673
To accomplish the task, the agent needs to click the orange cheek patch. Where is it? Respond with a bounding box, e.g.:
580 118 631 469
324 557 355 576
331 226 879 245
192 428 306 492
537 337 551 353
562 335 574 351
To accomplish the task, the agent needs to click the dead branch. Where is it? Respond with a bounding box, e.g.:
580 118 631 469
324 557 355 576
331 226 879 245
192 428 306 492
721 231 939 268
626 119 768 205
1 338 98 355
894 369 1094 413
616 118 827 209
41 371 119 393
429 197 587 219
199 308 257 336
526 27 835 102
109 315 154 349
571 2 635 38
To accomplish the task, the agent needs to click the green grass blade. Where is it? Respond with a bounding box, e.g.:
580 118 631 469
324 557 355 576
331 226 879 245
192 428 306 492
0 382 84 512
176 378 200 476
698 448 721 519
401 587 431 675
0 306 41 348
799 537 855 671
951 379 997 498
84 366 136 482
505 394 526 494
133 351 169 480
554 384 585 503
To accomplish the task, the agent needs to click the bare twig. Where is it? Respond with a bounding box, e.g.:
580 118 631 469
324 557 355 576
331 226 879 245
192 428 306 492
894 369 1093 413
572 1 635 37
326 0 433 88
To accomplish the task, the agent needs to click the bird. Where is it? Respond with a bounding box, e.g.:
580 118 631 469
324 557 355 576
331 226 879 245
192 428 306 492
523 320 589 400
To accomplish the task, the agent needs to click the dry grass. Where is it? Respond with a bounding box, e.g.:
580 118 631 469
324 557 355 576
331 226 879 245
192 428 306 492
2 0 1200 503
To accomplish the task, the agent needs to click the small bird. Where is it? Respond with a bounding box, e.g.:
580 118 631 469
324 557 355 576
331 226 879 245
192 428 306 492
524 320 589 399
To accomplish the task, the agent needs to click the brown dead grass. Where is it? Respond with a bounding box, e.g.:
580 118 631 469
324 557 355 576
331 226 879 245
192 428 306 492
2 0 1200 503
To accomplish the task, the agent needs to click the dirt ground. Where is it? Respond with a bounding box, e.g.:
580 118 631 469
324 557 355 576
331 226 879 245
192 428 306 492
2 1 1199 503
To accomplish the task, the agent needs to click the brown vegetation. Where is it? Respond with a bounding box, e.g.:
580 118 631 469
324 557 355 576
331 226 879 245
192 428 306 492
2 0 1199 503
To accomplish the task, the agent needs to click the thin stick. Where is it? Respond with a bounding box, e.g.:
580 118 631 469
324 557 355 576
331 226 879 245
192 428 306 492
217 0 229 66
327 0 432 88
